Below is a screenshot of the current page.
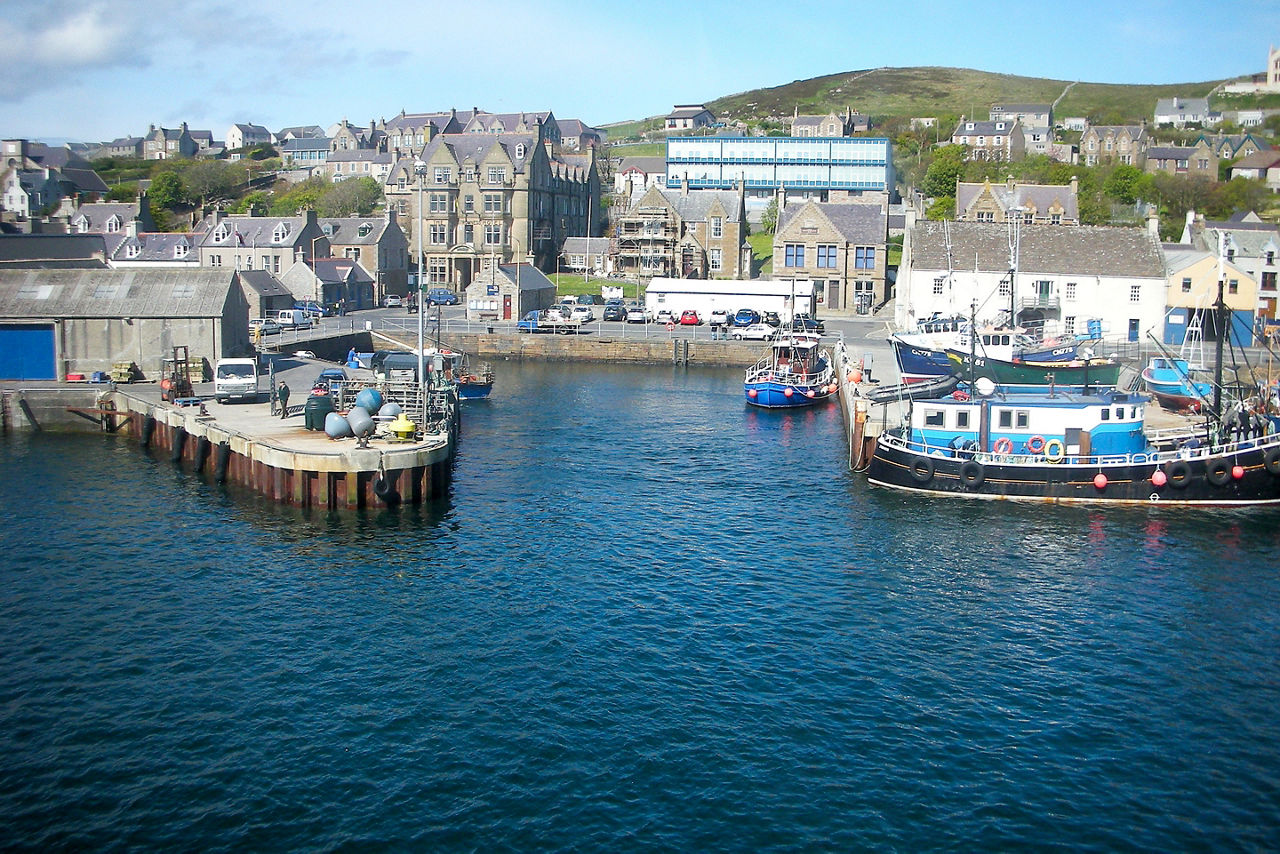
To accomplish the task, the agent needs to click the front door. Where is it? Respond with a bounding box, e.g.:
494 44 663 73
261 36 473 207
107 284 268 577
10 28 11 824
503 294 512 320
1128 318 1140 342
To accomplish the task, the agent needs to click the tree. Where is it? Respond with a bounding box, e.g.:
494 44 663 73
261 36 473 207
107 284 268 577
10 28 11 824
921 145 967 200
148 171 186 211
230 191 270 216
317 177 383 217
761 197 779 233
1102 164 1144 205
268 178 326 216
182 160 242 207
105 182 139 202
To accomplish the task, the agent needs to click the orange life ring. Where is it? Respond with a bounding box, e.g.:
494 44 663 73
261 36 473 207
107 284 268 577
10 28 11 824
993 437 1014 455
1027 435 1046 453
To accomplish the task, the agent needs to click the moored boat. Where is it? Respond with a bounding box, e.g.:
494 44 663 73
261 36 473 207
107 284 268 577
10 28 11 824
430 347 495 400
866 386 1280 504
891 327 1091 384
945 348 1120 387
1141 356 1212 412
744 336 838 408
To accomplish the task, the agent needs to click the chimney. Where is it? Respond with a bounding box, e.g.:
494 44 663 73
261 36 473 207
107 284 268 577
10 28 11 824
682 172 688 196
1070 175 1078 194
1147 208 1161 240
126 219 139 239
1006 174 1015 191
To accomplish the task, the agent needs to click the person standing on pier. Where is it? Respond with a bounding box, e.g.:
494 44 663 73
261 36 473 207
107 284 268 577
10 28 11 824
278 381 290 419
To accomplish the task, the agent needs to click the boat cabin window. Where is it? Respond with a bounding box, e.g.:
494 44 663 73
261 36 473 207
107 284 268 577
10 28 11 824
1116 408 1125 420
924 409 945 427
956 410 970 428
1100 409 1110 421
1016 410 1029 429
998 410 1012 428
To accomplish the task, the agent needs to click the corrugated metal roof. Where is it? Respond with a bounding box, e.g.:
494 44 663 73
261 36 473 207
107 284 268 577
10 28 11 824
0 268 236 318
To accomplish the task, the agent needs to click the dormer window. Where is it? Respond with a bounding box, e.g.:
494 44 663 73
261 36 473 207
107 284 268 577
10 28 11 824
966 122 975 131
213 223 229 241
174 243 189 259
106 215 122 231
515 144 526 159
358 223 373 237
273 222 291 242
996 122 1006 130
322 223 335 236
125 242 141 259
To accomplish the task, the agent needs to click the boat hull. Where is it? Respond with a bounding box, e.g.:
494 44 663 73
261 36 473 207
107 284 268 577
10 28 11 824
891 338 953 383
867 435 1280 505
947 350 1120 386
744 381 836 408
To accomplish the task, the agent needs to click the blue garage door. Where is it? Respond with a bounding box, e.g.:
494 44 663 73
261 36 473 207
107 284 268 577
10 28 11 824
0 325 56 380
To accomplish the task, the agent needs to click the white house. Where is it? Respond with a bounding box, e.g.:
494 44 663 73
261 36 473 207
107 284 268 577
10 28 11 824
226 123 272 152
897 216 1168 343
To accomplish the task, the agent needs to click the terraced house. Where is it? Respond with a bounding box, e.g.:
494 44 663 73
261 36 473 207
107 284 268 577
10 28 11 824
772 201 888 315
383 117 600 290
612 185 749 281
955 178 1079 226
1079 125 1148 167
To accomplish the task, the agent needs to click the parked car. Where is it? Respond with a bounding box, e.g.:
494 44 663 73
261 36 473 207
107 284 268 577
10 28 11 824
249 318 283 336
570 304 596 323
314 367 346 392
603 304 627 322
790 314 826 334
709 309 731 326
626 306 650 323
762 311 781 327
679 309 701 325
294 300 331 318
577 294 604 305
559 295 579 305
730 322 780 341
426 288 459 305
654 309 676 326
383 295 403 308
275 308 313 329
733 308 761 327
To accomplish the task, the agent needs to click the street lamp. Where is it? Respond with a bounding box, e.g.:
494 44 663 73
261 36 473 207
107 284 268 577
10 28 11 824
414 159 427 394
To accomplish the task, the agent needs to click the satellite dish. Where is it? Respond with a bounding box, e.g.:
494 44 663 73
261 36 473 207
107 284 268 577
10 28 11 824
975 377 997 397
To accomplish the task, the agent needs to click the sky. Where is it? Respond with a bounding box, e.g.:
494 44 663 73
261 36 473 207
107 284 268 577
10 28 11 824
3 0 1279 143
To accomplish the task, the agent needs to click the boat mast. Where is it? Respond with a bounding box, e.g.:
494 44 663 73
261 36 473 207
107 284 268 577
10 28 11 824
1213 261 1227 421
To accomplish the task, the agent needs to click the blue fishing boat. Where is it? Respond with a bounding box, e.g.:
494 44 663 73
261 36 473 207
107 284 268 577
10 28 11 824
431 347 494 400
744 336 838 408
1141 356 1212 412
867 384 1280 505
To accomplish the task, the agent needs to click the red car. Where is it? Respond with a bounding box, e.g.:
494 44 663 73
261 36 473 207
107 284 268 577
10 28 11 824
679 310 702 325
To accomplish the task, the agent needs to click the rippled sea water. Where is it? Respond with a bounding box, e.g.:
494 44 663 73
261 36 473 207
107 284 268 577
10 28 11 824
2 361 1280 850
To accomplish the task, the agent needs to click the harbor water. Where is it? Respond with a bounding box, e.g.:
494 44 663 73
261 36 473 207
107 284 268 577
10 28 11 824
2 360 1279 849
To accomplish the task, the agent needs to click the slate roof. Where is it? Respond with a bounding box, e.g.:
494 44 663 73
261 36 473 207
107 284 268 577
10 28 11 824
236 270 293 298
275 125 326 140
196 214 312 248
562 237 610 255
956 181 1079 221
953 120 1020 135
1201 225 1280 256
312 258 374 285
319 217 392 246
325 149 393 164
1230 150 1280 170
500 263 554 292
617 156 667 174
0 234 106 267
60 167 109 194
792 115 827 127
390 132 538 179
72 203 136 232
652 188 742 222
112 232 197 263
668 106 712 119
778 202 886 243
0 267 235 317
280 137 332 152
1148 146 1196 160
909 221 1165 278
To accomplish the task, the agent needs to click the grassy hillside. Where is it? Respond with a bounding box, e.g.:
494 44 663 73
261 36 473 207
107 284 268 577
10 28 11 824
645 67 1230 128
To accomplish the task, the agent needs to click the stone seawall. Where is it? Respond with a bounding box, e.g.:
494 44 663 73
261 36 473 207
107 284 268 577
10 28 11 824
384 332 765 367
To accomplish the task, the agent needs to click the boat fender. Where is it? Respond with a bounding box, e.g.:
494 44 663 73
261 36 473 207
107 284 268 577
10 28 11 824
1027 435 1046 454
908 456 934 484
193 436 211 472
140 415 156 448
372 472 400 505
1206 459 1233 487
213 442 232 484
1044 439 1066 463
993 437 1014 456
1151 469 1168 487
1166 459 1192 489
1264 446 1280 476
1093 473 1108 490
959 460 985 489
1232 465 1245 480
170 429 187 464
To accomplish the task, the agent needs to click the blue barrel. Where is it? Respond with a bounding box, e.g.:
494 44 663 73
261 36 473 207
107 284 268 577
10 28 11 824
355 388 383 413
324 411 354 439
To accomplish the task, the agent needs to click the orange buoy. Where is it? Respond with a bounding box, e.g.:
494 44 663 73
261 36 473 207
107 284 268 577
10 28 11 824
1151 470 1167 487
747 388 758 398
784 388 794 397
1233 465 1245 479
1093 473 1108 489
851 369 863 383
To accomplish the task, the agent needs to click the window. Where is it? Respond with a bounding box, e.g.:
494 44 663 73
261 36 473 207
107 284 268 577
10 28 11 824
434 166 450 184
429 193 447 213
998 410 1012 428
125 243 140 259
429 224 446 245
485 223 502 244
515 144 526 159
1181 277 1192 293
1050 214 1062 225
429 258 447 283
1064 316 1075 335
956 411 970 429
1016 411 1029 429
933 276 945 295
1267 251 1275 265
854 247 875 269
1263 271 1277 291
924 409 944 427
487 167 506 183
1229 279 1238 294
464 224 474 244
483 193 503 213
92 283 123 299
710 248 722 271
210 254 222 267
817 245 837 268
1101 408 1110 421
977 211 994 222
711 216 723 238
999 280 1011 298
1129 284 1141 303
172 282 196 298
463 167 476 182
784 244 805 267
1065 282 1077 300
464 195 474 212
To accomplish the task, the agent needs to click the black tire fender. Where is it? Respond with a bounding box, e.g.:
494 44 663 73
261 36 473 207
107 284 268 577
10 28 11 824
960 460 985 489
908 456 934 483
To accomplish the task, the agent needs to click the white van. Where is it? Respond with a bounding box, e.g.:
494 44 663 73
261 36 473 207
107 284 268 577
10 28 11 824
214 358 260 402
275 308 312 329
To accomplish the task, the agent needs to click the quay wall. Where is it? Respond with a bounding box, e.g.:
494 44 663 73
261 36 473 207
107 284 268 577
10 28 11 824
0 386 116 432
383 331 764 367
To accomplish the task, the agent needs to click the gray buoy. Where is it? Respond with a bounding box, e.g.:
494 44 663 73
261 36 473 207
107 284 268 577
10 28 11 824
347 405 375 438
324 411 353 439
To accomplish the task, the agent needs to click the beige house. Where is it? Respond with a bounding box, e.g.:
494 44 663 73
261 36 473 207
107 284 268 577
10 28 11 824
771 201 888 315
665 105 715 133
956 177 1079 226
1162 245 1258 346
318 212 409 301
612 185 750 281
1145 146 1216 178
950 119 1025 161
1079 125 1148 167
790 107 867 137
194 209 329 275
463 260 556 322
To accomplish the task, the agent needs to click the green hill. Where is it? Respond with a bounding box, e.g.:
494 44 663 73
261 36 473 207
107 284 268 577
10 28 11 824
608 66 1232 130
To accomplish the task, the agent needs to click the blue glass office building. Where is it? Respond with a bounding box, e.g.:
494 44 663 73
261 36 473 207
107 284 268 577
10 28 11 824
665 136 895 200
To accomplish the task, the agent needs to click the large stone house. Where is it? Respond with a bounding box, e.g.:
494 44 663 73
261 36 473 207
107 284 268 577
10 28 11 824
279 256 376 311
193 209 329 275
955 178 1080 226
1146 145 1216 178
325 149 394 184
790 107 867 137
771 201 888 315
1079 125 1148 167
990 104 1052 156
382 120 601 290
317 212 409 300
143 123 198 160
226 123 272 152
612 185 749 281
898 215 1168 342
950 119 1025 162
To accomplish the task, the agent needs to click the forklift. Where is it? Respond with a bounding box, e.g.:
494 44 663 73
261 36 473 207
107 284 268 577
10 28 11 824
160 345 194 403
